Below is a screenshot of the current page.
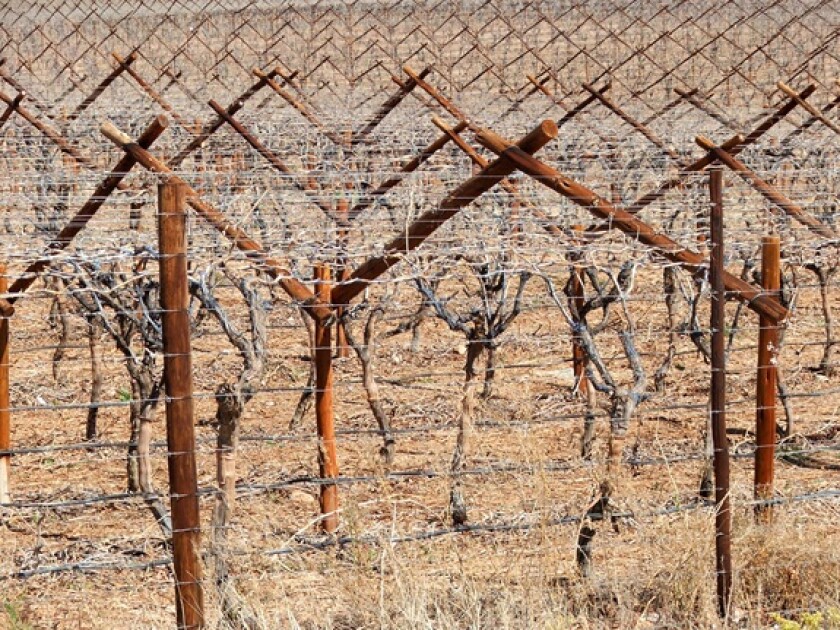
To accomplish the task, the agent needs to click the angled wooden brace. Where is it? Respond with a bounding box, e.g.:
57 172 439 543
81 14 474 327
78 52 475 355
474 132 789 324
100 121 334 324
66 52 138 122
0 86 143 195
0 59 53 117
614 84 818 226
6 115 169 303
347 120 468 222
641 88 696 127
781 90 840 145
113 52 191 130
777 81 840 136
0 90 24 132
254 67 349 149
582 82 681 161
208 99 339 222
526 76 613 134
696 135 837 240
430 116 564 239
352 66 432 143
673 87 741 132
0 86 97 170
331 120 558 306
498 73 550 120
168 67 282 168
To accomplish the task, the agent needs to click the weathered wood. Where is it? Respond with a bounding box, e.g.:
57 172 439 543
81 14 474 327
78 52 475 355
709 167 732 619
582 82 680 160
331 120 558 306
777 81 840 136
158 182 204 629
100 121 333 324
169 68 280 168
208 99 338 221
67 52 137 121
696 135 836 240
475 132 789 324
113 52 191 129
755 236 780 519
7 116 169 301
314 265 339 533
0 264 9 503
353 66 431 143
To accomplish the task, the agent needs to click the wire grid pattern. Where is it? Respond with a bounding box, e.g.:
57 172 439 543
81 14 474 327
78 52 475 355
0 0 838 627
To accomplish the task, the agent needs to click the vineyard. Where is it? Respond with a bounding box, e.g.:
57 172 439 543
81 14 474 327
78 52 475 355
0 0 839 627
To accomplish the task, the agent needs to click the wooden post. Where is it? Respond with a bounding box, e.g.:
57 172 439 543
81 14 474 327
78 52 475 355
755 236 780 518
335 189 351 359
158 182 204 629
570 226 588 397
314 265 339 533
0 264 9 503
709 167 732 618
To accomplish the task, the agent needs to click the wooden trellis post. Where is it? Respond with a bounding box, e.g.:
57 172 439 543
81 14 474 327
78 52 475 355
314 264 339 532
755 236 780 518
158 182 204 629
0 264 9 503
709 167 732 619
570 225 589 397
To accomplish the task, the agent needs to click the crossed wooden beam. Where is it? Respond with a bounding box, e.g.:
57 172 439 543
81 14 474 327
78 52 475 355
0 57 438 318
392 70 840 323
96 117 557 325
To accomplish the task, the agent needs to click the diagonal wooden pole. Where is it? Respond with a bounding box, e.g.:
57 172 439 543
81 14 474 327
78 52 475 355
331 120 558 306
582 82 681 161
113 52 191 130
100 122 333 323
66 52 138 121
168 68 281 168
475 130 788 324
7 115 169 300
352 66 431 143
696 136 837 240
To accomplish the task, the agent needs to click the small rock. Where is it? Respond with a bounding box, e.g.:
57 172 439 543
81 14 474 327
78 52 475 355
289 490 313 506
